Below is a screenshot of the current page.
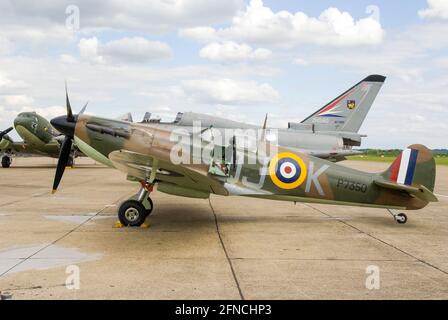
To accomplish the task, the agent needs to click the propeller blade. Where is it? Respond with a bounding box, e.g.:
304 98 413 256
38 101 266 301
52 136 73 193
79 101 89 115
65 81 74 121
260 113 268 141
0 127 13 140
262 113 268 130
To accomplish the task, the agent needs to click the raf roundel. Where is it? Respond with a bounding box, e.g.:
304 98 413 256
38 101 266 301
269 152 307 190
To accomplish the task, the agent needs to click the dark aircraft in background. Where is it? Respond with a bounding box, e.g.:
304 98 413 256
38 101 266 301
0 112 82 168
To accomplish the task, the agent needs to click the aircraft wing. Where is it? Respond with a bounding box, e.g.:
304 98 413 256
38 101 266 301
1 136 58 157
108 150 228 197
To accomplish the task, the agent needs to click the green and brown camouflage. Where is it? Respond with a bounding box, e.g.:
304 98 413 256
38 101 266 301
53 112 437 212
0 112 61 158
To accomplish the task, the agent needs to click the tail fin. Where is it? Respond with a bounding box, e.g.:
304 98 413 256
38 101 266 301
117 113 133 122
301 74 386 132
381 144 436 192
142 112 152 123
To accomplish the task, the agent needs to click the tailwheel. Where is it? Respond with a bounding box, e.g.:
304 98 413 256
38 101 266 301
395 213 407 224
387 209 408 224
118 200 147 227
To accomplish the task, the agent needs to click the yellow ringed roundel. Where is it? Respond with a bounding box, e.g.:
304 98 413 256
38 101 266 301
269 152 307 190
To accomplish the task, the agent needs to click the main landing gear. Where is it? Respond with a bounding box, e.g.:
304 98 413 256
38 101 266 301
67 155 74 168
118 181 154 227
1 155 11 168
387 209 408 224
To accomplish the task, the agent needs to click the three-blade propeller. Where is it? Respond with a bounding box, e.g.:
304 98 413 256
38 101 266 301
0 127 13 140
50 85 87 193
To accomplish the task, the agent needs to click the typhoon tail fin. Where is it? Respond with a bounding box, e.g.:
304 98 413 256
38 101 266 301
301 75 386 132
117 113 133 122
142 112 152 123
380 144 436 193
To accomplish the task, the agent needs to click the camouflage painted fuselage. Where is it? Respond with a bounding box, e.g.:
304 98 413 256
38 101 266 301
0 112 60 157
73 114 435 211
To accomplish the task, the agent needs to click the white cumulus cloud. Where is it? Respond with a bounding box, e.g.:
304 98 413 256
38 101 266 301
79 37 104 64
419 0 448 19
3 95 34 107
181 0 385 47
79 37 172 64
178 26 218 43
0 0 244 34
19 105 66 119
199 41 271 62
182 78 279 105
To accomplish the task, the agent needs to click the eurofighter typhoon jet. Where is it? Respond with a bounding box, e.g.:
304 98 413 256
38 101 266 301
140 75 386 162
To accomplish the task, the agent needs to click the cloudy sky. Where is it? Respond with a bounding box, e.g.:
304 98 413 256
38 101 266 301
0 0 447 148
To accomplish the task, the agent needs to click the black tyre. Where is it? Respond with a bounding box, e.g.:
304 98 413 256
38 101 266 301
118 200 147 227
145 197 154 216
396 213 407 224
1 156 11 168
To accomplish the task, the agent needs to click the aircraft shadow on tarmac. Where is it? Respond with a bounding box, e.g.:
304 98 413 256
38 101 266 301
102 199 424 232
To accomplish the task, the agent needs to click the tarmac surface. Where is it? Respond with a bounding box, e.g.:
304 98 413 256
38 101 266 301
0 157 447 299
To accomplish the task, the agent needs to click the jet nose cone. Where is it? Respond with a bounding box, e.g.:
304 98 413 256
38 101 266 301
51 115 76 137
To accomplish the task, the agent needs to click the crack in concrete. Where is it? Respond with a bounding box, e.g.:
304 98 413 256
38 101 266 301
304 203 448 277
0 195 124 278
6 283 66 292
208 198 244 300
0 177 100 207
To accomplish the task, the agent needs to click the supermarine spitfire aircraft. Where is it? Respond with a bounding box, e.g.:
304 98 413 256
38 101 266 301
140 74 386 162
50 88 438 226
0 111 84 168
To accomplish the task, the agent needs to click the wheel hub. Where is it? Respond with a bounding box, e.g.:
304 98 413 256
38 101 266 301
124 207 140 222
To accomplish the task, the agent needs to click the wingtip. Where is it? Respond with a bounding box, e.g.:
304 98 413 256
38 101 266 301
51 189 57 194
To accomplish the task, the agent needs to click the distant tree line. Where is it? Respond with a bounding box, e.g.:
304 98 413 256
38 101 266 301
358 149 448 157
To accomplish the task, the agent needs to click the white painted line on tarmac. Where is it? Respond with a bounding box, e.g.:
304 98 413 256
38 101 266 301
435 193 448 198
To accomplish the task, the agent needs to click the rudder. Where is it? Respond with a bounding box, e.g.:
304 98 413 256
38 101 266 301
381 144 436 192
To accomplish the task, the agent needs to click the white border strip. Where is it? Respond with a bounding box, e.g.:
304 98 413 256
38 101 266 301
397 148 411 184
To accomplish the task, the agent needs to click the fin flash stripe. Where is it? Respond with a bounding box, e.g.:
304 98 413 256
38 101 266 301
392 148 419 185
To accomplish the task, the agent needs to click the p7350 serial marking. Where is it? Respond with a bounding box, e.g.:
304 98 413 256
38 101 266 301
337 178 367 193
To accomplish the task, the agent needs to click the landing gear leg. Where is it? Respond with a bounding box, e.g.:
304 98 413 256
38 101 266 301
387 209 407 224
118 181 154 227
136 181 154 216
67 155 74 168
1 155 11 168
67 151 76 168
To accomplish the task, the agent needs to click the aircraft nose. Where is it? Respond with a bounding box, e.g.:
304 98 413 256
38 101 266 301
13 115 25 128
50 115 76 137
